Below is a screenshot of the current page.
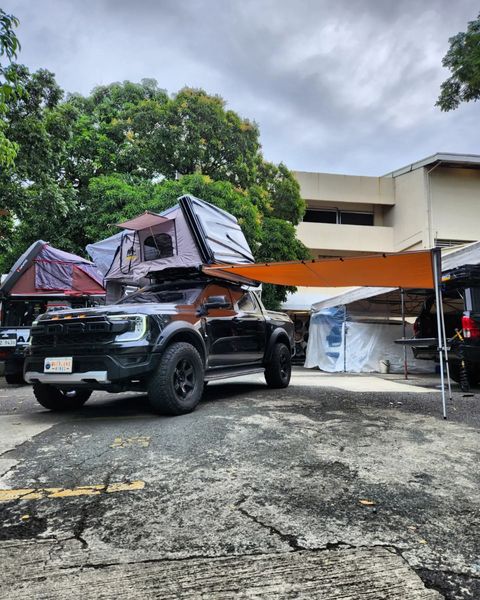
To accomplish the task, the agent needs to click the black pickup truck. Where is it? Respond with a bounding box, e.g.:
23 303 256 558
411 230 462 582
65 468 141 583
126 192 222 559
24 276 294 415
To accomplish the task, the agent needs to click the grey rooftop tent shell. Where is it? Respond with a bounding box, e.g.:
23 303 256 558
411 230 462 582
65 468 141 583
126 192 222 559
87 195 254 283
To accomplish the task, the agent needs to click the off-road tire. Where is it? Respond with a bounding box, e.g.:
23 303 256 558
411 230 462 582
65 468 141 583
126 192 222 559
148 342 204 415
33 384 91 411
265 342 291 388
5 372 25 385
448 360 480 389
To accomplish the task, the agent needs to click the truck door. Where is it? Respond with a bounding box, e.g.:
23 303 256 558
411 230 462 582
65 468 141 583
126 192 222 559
229 288 266 365
202 284 239 368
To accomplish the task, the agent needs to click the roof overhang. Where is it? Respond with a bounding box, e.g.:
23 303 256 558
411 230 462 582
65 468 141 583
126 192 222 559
384 153 480 177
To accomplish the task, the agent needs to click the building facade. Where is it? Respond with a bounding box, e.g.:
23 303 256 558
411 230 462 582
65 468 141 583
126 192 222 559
294 153 480 258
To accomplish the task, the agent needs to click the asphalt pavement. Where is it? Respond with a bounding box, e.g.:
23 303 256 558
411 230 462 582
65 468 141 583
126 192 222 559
0 369 479 599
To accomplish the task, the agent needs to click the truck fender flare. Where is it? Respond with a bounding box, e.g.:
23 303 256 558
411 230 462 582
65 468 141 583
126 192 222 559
154 322 207 364
265 328 292 362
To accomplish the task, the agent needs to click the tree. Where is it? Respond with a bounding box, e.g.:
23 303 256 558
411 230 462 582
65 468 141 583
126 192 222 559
0 66 70 261
0 77 309 308
0 8 21 167
144 88 260 188
437 12 480 111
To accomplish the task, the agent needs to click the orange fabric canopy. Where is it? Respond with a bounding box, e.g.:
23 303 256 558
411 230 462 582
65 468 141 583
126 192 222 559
204 250 436 289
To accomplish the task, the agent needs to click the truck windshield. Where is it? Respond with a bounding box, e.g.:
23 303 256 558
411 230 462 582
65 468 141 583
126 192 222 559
118 287 202 305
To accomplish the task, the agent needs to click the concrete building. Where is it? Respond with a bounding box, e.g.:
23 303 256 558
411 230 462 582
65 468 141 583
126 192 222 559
294 153 480 258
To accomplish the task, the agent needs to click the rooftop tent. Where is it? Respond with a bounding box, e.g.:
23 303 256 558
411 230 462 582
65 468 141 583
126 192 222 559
0 241 105 298
86 195 254 283
180 194 254 265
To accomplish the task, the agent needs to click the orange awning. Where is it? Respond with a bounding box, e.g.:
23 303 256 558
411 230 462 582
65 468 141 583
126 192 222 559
203 250 436 289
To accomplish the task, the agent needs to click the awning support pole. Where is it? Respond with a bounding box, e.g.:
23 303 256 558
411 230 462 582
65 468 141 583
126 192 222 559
400 288 408 380
433 249 447 419
437 261 453 402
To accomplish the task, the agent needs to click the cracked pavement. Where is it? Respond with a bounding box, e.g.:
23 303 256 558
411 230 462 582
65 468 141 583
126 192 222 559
0 369 479 598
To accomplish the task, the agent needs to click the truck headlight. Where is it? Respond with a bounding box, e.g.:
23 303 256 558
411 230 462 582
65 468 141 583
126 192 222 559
110 314 148 342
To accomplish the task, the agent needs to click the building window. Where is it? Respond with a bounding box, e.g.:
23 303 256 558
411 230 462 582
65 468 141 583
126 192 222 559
303 209 374 226
303 209 337 223
339 211 374 226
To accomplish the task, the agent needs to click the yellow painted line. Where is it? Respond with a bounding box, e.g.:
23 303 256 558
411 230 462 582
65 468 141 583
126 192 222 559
110 436 150 448
0 480 145 502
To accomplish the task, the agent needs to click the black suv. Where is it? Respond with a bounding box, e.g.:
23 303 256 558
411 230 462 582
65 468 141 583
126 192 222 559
412 264 480 387
24 277 294 415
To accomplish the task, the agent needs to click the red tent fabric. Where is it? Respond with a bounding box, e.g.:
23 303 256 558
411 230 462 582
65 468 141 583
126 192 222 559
1 241 105 297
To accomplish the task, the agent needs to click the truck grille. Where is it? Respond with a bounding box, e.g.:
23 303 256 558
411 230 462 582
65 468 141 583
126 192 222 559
32 332 112 346
31 317 117 347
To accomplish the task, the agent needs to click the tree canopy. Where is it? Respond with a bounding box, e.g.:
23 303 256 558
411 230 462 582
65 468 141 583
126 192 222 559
0 73 308 308
437 12 480 111
0 8 21 167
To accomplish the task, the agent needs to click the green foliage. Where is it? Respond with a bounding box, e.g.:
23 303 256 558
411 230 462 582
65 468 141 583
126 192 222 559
437 12 480 111
256 217 311 309
253 161 305 225
0 65 66 260
0 75 309 309
0 8 20 167
145 88 260 188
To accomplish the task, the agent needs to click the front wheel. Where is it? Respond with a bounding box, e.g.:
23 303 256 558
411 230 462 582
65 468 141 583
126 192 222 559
148 342 204 415
33 384 91 411
265 343 291 388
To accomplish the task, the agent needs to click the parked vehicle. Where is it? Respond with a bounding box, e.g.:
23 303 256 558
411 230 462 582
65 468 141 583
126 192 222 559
1 298 73 384
24 276 294 415
0 241 105 384
411 264 480 387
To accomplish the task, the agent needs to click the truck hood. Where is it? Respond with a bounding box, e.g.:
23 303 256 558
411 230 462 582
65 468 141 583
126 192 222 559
37 303 183 322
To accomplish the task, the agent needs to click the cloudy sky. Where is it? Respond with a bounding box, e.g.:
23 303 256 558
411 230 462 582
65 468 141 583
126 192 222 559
3 0 479 175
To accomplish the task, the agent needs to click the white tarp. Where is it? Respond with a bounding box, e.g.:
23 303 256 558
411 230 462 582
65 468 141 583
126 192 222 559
305 309 435 373
442 239 480 271
281 287 352 311
311 286 394 313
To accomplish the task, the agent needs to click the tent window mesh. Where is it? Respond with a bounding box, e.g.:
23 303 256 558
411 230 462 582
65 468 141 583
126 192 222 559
144 233 174 261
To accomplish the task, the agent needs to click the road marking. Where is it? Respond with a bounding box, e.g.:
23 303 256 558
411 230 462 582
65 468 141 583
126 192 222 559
110 436 150 448
0 480 145 502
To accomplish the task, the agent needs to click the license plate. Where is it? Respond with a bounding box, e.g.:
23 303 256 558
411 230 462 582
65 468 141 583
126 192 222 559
0 338 16 347
44 357 73 373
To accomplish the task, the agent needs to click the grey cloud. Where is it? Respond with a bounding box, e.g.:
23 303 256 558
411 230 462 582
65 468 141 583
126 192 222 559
3 0 480 175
